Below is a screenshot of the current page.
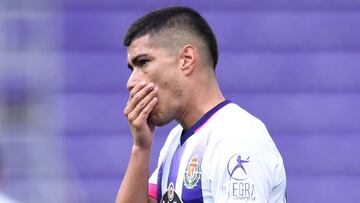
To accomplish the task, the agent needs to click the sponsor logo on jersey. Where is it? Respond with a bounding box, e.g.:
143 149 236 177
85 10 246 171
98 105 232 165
223 153 256 201
184 155 202 189
227 154 250 181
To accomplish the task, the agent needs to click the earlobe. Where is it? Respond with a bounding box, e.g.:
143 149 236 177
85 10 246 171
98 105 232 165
180 45 196 76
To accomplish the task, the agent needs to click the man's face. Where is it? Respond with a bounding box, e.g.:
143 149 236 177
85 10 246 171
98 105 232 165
127 34 184 126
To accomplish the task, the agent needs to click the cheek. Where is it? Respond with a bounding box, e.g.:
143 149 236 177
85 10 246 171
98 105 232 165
151 63 181 100
158 80 183 106
160 81 169 88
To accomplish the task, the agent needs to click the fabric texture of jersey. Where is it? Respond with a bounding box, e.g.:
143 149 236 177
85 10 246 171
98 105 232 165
148 100 287 203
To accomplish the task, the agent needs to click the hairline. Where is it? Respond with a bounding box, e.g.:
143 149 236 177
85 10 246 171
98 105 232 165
128 29 213 68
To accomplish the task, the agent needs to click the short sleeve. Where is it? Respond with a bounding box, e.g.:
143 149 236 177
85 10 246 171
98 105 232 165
209 136 286 203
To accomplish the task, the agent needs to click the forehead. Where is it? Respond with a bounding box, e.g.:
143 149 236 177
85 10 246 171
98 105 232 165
127 33 180 61
127 35 153 59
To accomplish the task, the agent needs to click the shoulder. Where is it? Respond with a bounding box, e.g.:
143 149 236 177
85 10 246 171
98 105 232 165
201 103 286 201
203 102 283 180
213 103 266 128
207 102 271 144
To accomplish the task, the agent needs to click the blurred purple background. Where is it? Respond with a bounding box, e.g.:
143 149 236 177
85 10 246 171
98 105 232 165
1 0 360 202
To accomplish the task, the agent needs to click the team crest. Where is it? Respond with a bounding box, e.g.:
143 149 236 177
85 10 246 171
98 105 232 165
184 155 202 189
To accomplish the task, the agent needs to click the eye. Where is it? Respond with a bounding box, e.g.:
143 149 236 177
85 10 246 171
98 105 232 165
138 59 149 67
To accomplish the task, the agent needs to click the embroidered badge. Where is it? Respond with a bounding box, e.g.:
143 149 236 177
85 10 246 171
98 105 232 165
184 155 202 189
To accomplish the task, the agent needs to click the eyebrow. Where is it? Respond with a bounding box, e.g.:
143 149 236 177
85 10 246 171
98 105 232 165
127 54 149 70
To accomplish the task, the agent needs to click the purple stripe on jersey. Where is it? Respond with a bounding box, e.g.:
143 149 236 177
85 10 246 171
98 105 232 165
181 127 210 203
180 99 231 145
167 145 186 186
157 162 163 201
157 139 181 201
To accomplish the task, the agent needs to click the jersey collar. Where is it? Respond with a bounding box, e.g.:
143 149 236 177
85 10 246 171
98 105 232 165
180 99 231 145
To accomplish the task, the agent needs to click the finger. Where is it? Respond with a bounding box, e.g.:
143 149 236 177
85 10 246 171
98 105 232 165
135 96 158 125
128 81 146 102
127 86 158 120
125 82 155 116
127 87 158 122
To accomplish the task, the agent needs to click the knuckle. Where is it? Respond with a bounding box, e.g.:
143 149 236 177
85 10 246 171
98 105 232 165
132 120 142 129
142 109 150 115
127 114 135 123
139 101 145 108
134 94 141 101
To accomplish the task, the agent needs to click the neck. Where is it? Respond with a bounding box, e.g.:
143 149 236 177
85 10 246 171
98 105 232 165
177 75 225 130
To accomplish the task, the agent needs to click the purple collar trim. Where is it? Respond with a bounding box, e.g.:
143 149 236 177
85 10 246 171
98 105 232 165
180 99 231 145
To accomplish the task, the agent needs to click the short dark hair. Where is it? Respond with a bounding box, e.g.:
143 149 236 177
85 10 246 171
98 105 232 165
123 6 218 69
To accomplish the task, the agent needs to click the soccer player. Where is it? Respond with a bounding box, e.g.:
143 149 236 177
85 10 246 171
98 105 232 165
116 6 286 203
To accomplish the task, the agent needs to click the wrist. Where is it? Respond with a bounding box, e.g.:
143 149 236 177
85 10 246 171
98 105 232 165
132 144 152 153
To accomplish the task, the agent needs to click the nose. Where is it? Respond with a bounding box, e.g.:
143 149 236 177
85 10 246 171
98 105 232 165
126 70 140 91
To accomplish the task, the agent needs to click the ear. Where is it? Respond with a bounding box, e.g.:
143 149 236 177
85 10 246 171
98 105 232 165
179 44 196 76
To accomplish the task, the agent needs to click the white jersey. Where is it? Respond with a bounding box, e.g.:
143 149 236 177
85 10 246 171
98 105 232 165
148 100 287 203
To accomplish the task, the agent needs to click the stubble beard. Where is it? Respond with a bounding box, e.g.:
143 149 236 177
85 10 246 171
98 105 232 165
149 112 173 127
149 104 175 127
